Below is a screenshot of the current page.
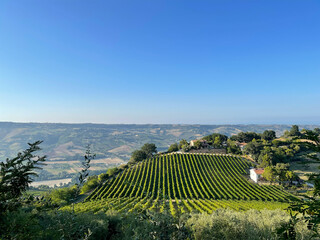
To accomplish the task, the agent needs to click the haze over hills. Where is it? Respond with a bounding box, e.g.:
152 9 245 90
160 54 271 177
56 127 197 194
0 122 319 181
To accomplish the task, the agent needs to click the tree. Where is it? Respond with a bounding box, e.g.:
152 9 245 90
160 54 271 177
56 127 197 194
202 133 228 144
213 136 223 148
107 167 119 177
226 139 241 154
178 139 189 149
129 143 157 164
0 141 46 212
288 125 301 137
182 145 190 152
243 141 263 161
261 130 276 141
230 132 261 143
258 153 272 168
130 150 147 163
285 130 320 237
98 172 108 182
262 166 277 183
140 143 157 159
168 143 179 153
274 163 290 182
285 171 296 184
314 128 320 135
75 145 95 199
80 176 99 194
193 140 202 149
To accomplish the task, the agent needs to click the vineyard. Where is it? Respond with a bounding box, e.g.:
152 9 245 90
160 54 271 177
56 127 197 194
68 153 297 215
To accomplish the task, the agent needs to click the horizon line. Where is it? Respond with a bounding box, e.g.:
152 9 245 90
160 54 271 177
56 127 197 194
1 121 320 126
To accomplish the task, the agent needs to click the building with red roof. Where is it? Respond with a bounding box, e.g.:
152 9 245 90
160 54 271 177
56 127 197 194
250 168 265 183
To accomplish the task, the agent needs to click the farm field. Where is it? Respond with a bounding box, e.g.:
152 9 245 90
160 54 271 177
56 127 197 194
30 178 72 187
66 153 297 215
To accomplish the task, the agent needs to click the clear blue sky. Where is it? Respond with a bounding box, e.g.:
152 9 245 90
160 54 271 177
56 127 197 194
0 0 319 124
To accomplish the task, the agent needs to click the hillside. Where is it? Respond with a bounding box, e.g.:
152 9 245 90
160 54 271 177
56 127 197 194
70 153 297 215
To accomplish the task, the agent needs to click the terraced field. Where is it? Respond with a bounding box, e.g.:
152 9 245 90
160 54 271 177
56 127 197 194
68 153 297 215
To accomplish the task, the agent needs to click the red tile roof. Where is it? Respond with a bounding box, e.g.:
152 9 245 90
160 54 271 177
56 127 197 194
254 169 264 175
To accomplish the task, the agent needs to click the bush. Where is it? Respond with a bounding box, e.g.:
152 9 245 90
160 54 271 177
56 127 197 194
48 186 78 205
1 209 110 240
107 167 119 177
81 176 99 194
168 143 179 153
1 207 315 239
186 209 313 240
98 173 109 182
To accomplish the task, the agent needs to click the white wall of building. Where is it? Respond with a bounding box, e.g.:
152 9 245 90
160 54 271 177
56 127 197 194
250 169 258 183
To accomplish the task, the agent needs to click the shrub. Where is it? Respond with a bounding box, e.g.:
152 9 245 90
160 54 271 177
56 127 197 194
48 186 78 205
81 176 99 194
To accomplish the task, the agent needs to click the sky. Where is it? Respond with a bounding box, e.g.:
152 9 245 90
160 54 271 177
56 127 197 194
0 0 319 124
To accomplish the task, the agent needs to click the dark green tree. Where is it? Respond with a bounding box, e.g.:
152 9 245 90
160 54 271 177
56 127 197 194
226 140 241 154
261 130 276 141
230 132 261 143
243 141 264 161
141 143 157 159
202 133 228 143
130 150 147 163
0 141 46 212
314 128 320 135
168 143 179 153
288 125 301 137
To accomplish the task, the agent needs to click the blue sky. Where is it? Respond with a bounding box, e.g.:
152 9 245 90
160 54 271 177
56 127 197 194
0 0 319 124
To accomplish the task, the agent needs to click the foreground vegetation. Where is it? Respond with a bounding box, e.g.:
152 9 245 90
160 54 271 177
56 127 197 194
1 207 315 240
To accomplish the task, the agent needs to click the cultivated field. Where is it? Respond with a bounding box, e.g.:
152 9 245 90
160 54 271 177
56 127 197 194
67 153 297 215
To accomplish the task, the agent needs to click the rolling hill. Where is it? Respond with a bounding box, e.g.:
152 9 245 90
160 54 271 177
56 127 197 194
69 153 297 215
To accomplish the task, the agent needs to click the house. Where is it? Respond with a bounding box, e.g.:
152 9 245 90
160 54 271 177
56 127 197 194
190 139 208 147
250 168 264 183
237 142 247 150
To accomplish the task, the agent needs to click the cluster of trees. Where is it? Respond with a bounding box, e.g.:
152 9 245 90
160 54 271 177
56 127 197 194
129 143 157 164
167 134 242 154
47 172 110 205
167 139 189 153
202 133 228 148
244 139 301 167
230 130 276 143
262 163 297 184
226 139 242 155
242 125 320 168
283 125 320 139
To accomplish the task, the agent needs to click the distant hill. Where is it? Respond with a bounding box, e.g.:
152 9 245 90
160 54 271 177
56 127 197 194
0 122 319 180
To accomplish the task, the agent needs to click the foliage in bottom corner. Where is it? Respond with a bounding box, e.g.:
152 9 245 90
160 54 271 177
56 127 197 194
0 209 110 240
